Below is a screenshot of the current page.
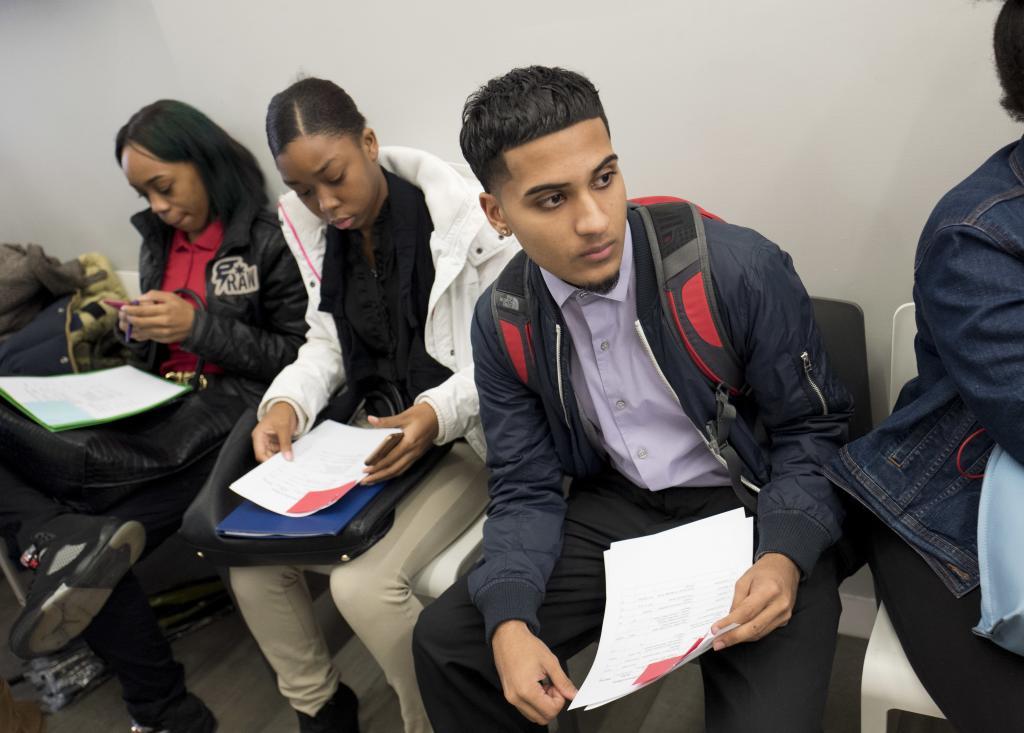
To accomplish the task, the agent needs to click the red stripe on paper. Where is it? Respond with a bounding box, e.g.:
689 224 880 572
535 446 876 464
633 635 706 686
287 480 358 515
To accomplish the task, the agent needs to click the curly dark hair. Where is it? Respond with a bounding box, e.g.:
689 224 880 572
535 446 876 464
996 0 1024 122
459 66 609 192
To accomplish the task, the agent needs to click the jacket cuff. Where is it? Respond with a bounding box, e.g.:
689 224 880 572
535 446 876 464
415 392 451 446
474 581 544 643
755 510 833 579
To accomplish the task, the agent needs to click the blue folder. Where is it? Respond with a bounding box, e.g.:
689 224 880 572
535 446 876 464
216 482 385 539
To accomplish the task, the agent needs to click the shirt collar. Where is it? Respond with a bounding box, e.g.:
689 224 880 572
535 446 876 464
541 221 633 307
171 219 224 253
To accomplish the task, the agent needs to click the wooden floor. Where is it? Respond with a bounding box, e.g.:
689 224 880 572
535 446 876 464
1 538 955 733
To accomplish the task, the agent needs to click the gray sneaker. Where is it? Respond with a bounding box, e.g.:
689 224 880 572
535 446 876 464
9 514 145 659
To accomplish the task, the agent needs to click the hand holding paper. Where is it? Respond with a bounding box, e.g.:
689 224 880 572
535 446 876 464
710 552 800 651
492 620 577 726
230 420 401 516
252 401 301 462
568 509 754 711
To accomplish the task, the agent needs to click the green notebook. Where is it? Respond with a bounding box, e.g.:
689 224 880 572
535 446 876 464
0 365 190 431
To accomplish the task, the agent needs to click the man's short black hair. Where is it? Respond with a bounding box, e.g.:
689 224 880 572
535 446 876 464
995 0 1024 122
460 66 609 192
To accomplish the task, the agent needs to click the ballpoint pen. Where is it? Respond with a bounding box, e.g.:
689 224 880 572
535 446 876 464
122 299 140 344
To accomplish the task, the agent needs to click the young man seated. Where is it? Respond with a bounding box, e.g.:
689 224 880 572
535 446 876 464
412 66 852 733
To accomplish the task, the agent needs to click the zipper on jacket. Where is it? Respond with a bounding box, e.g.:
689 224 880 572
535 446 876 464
554 324 570 426
800 351 829 415
634 321 681 406
634 321 761 493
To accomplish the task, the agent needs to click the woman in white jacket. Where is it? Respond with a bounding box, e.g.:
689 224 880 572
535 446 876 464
229 78 517 733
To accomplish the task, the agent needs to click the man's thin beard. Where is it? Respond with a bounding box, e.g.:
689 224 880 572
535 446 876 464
569 271 620 296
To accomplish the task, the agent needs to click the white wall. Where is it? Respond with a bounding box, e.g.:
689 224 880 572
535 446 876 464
0 0 1017 420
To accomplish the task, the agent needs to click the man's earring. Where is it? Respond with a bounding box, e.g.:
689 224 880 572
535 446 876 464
498 227 512 240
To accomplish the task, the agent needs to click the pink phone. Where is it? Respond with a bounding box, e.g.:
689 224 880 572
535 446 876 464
103 299 128 309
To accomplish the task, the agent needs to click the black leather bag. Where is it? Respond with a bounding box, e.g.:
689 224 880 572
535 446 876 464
0 382 247 513
179 388 450 567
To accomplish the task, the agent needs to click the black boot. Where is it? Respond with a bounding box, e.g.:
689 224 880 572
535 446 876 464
9 514 145 659
130 692 216 733
297 684 360 733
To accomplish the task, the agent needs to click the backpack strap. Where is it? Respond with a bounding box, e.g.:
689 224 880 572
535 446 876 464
631 200 746 396
631 199 757 511
491 250 539 391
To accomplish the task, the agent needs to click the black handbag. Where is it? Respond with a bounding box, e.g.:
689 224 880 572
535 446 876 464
0 380 247 513
179 388 451 566
0 286 251 513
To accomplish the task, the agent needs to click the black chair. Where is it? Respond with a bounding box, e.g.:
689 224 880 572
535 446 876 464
811 297 873 440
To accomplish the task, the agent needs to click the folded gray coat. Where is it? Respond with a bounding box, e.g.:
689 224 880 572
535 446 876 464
0 242 85 341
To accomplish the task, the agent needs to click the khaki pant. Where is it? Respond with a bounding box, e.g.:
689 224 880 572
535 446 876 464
230 441 488 733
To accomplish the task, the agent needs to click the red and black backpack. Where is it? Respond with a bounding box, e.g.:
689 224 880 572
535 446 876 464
490 197 758 510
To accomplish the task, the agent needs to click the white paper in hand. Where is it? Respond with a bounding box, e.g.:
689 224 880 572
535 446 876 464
229 420 400 517
569 508 753 710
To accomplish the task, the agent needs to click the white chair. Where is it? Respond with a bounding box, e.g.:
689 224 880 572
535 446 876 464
860 302 945 732
412 514 485 600
887 303 918 409
115 269 142 299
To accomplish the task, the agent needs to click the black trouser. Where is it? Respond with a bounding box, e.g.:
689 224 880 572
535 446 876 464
413 474 842 733
862 510 1024 733
0 452 216 725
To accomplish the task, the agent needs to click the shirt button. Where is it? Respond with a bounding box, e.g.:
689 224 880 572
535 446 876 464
616 400 627 410
600 340 609 352
637 447 649 459
577 292 588 300
475 247 484 255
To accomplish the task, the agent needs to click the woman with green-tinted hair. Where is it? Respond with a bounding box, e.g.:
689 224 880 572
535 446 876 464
0 99 308 732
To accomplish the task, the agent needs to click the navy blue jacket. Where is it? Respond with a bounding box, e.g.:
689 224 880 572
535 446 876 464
470 207 853 639
828 138 1024 597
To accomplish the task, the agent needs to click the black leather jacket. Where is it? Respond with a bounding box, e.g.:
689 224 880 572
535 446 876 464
129 203 308 403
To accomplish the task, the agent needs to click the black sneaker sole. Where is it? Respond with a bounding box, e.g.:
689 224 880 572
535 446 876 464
10 520 146 658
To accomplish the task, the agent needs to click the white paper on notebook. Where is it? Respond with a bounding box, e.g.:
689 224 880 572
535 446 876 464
0 365 189 431
569 509 753 711
228 420 400 517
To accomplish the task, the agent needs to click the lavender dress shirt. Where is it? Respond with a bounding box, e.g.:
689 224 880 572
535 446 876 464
540 224 730 491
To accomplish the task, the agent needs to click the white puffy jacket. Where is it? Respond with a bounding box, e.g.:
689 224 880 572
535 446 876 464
258 146 519 460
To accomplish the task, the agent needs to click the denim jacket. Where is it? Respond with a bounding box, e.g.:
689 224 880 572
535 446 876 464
827 137 1024 597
